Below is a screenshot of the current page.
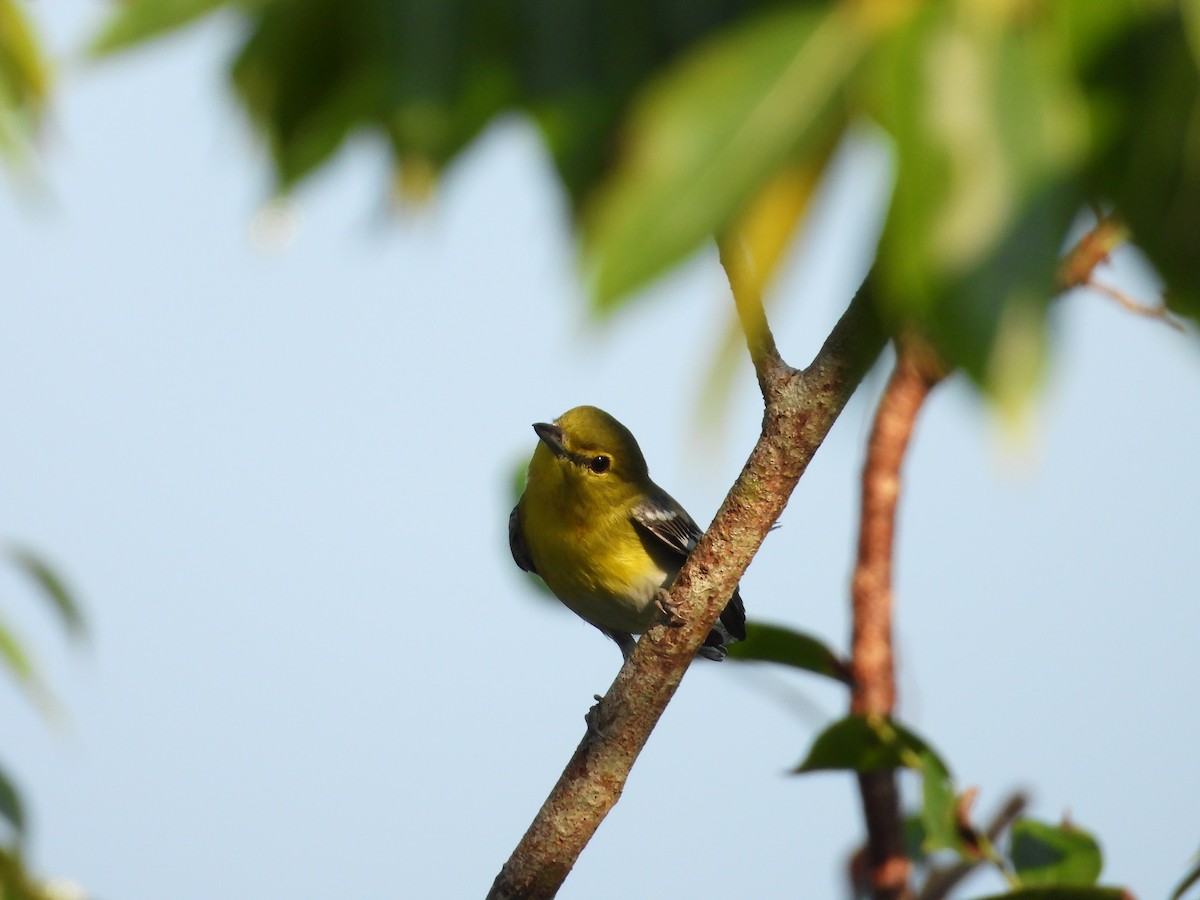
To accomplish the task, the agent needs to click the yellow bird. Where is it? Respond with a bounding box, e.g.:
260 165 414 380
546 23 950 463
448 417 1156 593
509 406 745 660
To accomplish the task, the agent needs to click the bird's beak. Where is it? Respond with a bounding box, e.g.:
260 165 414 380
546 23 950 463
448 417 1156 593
532 422 567 458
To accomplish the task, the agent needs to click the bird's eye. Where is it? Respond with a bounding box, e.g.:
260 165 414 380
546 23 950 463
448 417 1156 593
589 455 611 474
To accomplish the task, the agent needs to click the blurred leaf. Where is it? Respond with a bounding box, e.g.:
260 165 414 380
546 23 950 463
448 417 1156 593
1082 6 1200 321
0 619 34 685
919 748 962 855
231 0 514 189
6 549 84 639
0 844 45 900
1186 0 1200 68
974 891 1128 900
1010 818 1102 888
89 0 231 58
519 0 786 209
585 2 864 308
868 3 1090 409
904 813 929 866
725 621 851 683
794 714 942 774
696 155 828 428
1171 849 1200 900
0 763 24 839
0 0 51 166
0 616 59 721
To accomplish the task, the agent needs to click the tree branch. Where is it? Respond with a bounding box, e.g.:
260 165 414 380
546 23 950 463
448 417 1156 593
487 280 886 900
850 341 944 900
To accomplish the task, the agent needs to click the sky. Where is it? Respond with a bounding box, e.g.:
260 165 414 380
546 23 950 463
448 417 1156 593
3 6 1199 900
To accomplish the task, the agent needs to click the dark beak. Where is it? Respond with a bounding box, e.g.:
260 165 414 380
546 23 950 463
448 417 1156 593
532 422 566 458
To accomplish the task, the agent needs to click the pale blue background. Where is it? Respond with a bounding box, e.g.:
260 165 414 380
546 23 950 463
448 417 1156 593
2 7 1198 899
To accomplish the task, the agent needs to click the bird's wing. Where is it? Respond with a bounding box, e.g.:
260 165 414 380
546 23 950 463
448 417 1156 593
633 488 747 644
631 488 703 560
509 503 537 573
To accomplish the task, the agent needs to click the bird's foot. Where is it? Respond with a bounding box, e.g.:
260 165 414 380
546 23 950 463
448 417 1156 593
584 694 608 742
654 589 685 627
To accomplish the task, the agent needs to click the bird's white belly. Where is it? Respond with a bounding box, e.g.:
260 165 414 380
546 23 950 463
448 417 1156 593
554 566 666 634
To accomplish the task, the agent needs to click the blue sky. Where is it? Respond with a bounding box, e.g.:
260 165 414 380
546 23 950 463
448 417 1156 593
3 6 1199 899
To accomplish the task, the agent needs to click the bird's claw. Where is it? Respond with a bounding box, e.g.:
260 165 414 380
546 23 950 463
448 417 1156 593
585 694 608 742
654 589 685 627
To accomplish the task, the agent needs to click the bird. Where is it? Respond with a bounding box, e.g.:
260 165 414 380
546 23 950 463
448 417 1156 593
509 405 746 660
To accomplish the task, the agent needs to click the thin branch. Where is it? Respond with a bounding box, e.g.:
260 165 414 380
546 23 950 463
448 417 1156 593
850 340 945 900
487 280 886 900
1088 280 1185 332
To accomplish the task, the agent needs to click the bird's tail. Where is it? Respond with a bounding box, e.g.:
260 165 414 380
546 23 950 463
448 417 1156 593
699 588 747 660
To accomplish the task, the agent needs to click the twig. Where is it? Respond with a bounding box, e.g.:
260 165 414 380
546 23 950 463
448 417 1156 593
486 279 887 900
1088 281 1185 332
850 340 945 900
1056 213 1184 332
1056 214 1128 293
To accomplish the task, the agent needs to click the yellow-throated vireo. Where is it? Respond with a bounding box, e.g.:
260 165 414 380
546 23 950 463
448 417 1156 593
509 406 746 660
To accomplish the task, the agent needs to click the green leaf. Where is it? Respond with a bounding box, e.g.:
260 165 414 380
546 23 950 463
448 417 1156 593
919 749 961 854
89 0 231 58
584 2 866 309
0 763 25 839
724 621 851 684
1010 818 1103 888
1185 0 1200 69
1082 7 1200 321
972 891 1128 900
6 548 84 639
794 714 942 774
1170 848 1200 900
868 4 1090 407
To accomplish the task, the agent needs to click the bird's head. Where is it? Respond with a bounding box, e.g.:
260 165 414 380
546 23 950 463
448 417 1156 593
527 406 649 509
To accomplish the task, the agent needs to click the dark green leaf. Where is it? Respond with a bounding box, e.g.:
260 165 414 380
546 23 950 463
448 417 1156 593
1010 818 1103 887
971 890 1128 900
0 763 25 838
724 621 851 683
1170 849 1200 900
584 2 864 308
6 548 85 638
903 813 929 866
1083 7 1200 321
794 714 943 774
89 0 231 58
231 0 514 189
